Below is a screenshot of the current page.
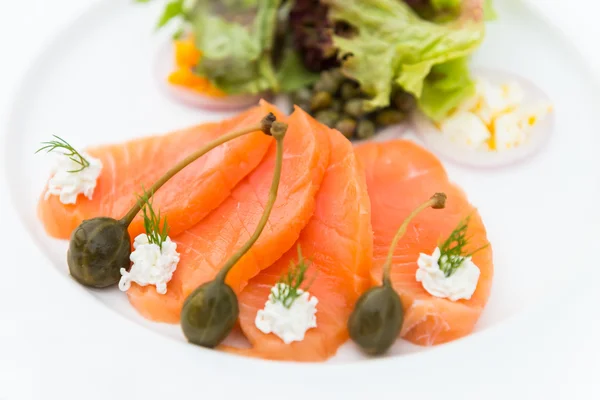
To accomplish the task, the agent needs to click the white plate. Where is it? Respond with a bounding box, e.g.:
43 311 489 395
2 0 600 397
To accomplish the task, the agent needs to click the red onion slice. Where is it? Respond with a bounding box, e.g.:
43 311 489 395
153 39 269 111
413 68 555 168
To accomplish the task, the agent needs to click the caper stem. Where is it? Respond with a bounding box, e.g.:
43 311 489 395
382 193 447 285
215 122 288 283
120 113 276 227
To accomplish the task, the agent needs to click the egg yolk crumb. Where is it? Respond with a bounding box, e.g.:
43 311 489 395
168 37 226 98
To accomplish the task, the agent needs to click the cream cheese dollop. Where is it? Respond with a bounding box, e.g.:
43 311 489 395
255 283 318 344
415 247 480 301
45 152 102 204
118 234 180 295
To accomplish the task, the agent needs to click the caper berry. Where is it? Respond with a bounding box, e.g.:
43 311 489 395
347 284 403 355
67 217 131 288
335 118 357 139
181 122 289 349
375 109 405 126
315 109 340 128
340 82 362 100
393 91 416 113
58 113 279 289
310 91 333 111
344 99 366 118
347 193 446 356
181 280 239 348
356 120 376 139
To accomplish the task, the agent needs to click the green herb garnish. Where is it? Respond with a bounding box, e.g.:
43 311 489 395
438 215 489 277
272 246 316 309
36 135 90 173
156 0 186 29
135 0 190 35
137 187 169 250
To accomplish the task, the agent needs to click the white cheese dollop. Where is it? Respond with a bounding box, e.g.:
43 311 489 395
118 234 180 295
255 283 318 344
415 247 480 301
45 152 102 204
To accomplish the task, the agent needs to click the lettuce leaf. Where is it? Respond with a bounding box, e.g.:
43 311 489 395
276 47 320 93
483 0 497 21
419 57 475 121
191 0 281 95
325 0 485 121
431 0 462 13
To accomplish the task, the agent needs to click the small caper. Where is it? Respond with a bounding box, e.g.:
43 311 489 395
330 99 343 113
393 91 416 113
329 68 345 84
310 91 333 111
340 82 362 100
315 109 340 128
314 70 342 94
356 119 376 139
297 102 311 113
67 217 131 288
347 284 403 355
344 99 366 118
181 280 239 348
375 109 405 126
335 118 357 139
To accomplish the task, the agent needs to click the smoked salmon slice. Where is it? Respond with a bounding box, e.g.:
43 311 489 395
355 140 493 346
229 127 373 362
127 107 331 323
38 101 280 240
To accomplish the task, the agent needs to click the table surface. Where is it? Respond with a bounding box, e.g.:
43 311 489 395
0 1 599 399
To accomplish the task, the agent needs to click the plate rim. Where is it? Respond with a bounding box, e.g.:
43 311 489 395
2 0 599 380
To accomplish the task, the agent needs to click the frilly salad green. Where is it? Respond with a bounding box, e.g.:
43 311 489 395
326 0 485 121
139 0 496 138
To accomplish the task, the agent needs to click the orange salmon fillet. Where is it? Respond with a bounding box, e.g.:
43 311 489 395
355 140 493 346
127 107 331 323
38 101 280 240
229 126 373 362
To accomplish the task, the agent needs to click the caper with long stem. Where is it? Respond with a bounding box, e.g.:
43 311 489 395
67 113 277 288
348 193 447 356
180 122 288 349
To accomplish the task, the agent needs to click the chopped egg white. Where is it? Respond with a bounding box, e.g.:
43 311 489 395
440 78 552 151
415 247 480 301
439 112 490 149
118 234 180 295
45 152 102 204
255 283 318 344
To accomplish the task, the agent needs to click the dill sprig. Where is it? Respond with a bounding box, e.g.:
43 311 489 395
36 135 90 173
438 215 489 277
272 246 316 309
137 187 170 250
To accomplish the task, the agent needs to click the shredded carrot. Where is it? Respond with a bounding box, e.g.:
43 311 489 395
168 37 226 97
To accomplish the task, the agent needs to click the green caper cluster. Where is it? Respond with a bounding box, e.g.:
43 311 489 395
292 68 416 140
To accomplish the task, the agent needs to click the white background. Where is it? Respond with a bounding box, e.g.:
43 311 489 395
0 1 599 399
